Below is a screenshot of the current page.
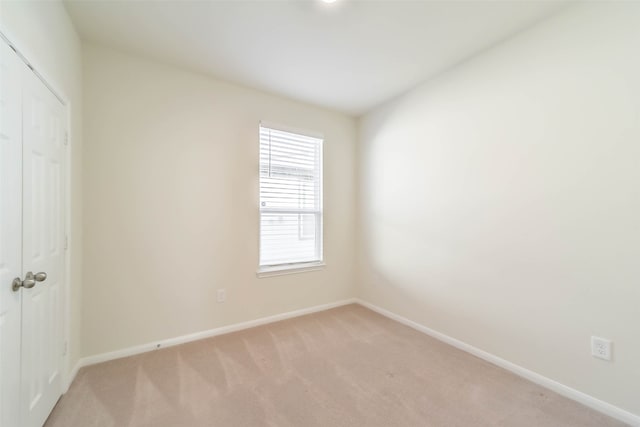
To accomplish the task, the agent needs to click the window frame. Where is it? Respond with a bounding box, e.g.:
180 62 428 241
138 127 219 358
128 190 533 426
257 122 324 277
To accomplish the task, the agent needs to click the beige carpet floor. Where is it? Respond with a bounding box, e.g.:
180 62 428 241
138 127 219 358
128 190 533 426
45 304 627 427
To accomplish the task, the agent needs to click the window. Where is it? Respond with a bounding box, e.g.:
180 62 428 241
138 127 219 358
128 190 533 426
259 124 323 273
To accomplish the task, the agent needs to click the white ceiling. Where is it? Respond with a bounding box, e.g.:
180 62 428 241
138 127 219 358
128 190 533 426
65 0 567 116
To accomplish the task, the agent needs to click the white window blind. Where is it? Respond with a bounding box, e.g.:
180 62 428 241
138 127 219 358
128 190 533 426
259 124 323 268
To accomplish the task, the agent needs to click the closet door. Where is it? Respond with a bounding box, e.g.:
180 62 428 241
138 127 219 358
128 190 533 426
21 51 66 427
0 38 24 427
0 36 65 427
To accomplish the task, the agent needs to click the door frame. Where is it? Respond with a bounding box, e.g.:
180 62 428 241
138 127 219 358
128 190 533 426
0 29 73 394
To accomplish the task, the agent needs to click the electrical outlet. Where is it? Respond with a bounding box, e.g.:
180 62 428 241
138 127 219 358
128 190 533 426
591 336 612 361
217 288 226 303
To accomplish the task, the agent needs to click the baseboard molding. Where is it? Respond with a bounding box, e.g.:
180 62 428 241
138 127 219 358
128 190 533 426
64 359 83 392
68 298 357 385
355 298 640 426
64 296 638 425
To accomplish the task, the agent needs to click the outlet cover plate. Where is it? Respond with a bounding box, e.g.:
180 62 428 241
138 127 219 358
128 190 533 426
591 336 612 361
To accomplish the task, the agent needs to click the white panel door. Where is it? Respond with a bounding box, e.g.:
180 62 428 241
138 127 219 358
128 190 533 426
0 38 24 427
21 52 66 427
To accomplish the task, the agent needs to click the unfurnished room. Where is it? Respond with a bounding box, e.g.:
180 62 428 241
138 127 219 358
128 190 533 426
0 0 639 426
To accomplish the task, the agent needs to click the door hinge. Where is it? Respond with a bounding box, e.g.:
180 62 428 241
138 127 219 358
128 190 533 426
63 341 68 356
64 131 69 146
64 235 68 251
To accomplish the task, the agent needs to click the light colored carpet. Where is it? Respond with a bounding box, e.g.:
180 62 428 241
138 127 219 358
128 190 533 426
45 304 627 427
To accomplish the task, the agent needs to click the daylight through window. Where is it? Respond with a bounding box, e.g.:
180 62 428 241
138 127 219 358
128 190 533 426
259 124 323 269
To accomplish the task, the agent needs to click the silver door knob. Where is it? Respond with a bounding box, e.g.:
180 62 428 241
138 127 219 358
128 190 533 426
11 271 47 292
33 272 47 282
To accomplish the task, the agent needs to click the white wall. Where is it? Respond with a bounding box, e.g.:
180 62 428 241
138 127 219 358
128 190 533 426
0 0 83 383
358 2 640 416
82 43 356 357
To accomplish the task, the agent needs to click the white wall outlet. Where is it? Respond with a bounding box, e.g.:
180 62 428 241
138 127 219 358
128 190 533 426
217 288 226 303
591 336 612 361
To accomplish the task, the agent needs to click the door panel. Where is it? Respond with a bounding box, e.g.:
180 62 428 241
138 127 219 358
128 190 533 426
21 55 65 427
0 38 24 427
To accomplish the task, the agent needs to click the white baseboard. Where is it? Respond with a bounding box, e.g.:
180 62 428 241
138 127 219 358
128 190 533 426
66 298 357 387
355 298 640 427
63 296 638 426
64 359 83 392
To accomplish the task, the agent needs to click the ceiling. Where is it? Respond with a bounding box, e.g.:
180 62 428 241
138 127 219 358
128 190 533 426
64 0 567 116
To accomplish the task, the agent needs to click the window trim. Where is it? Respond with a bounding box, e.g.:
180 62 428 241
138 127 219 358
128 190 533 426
256 261 326 278
257 121 324 276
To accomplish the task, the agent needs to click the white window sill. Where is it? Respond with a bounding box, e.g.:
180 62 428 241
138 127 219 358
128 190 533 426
257 262 325 278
